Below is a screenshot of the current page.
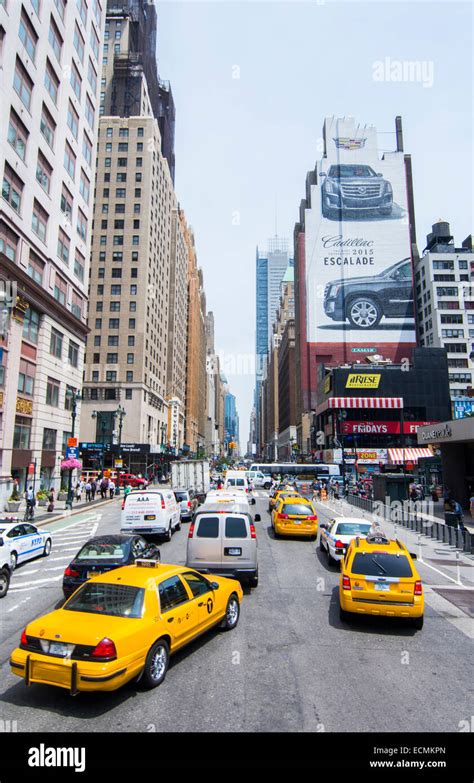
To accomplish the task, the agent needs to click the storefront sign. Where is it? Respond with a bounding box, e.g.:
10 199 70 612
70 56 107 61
419 424 452 442
332 448 388 464
453 400 474 419
68 437 78 448
16 397 33 415
351 347 377 353
324 374 332 394
342 421 430 435
346 374 381 389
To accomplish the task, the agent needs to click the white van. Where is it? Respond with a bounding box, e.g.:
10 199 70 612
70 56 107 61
224 471 250 493
205 489 256 507
121 489 180 541
245 470 272 490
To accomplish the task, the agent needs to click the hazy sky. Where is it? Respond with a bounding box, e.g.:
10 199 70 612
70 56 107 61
156 1 473 449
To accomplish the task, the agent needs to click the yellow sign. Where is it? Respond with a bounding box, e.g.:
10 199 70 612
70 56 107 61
324 374 332 394
0 391 3 408
115 459 123 468
346 374 381 389
16 397 33 415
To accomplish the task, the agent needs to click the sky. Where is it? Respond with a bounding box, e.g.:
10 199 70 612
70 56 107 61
155 0 473 451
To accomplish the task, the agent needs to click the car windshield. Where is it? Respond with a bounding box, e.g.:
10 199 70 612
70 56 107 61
174 492 188 501
228 478 245 486
336 523 372 536
64 583 145 617
76 541 128 561
282 504 313 516
351 553 413 577
328 165 376 178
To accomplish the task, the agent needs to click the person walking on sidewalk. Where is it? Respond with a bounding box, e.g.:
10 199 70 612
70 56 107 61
85 481 92 502
451 500 465 532
91 479 97 501
47 488 55 513
108 479 115 499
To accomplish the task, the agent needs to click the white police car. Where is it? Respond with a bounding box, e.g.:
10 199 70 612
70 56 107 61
0 520 52 570
319 516 372 566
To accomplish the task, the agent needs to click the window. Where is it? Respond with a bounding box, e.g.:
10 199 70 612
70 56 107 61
442 329 464 338
36 152 52 194
444 343 467 354
8 110 28 160
108 335 119 346
92 353 100 363
85 94 95 129
129 302 136 312
106 353 118 364
132 252 138 262
118 142 128 152
113 235 123 246
433 260 454 270
54 275 67 306
118 158 127 167
49 17 62 62
126 371 133 382
67 101 79 139
127 353 134 364
23 307 40 343
110 284 121 295
27 251 44 285
32 200 48 242
13 59 33 110
130 285 137 295
91 371 99 382
112 252 122 263
136 157 142 168
114 43 120 54
40 104 56 148
119 128 129 138
87 58 97 93
127 335 135 346
136 142 143 152
97 284 104 295
46 378 60 407
60 185 73 222
71 292 82 319
158 576 189 612
117 172 127 182
115 205 125 215
196 517 219 538
13 417 32 449
92 0 101 26
80 170 90 203
135 172 142 182
70 62 82 100
137 127 144 137
77 0 87 26
110 301 120 312
57 228 70 264
18 359 35 396
135 188 141 198
437 287 458 297
77 208 87 240
54 0 66 21
100 235 107 245
44 60 59 104
448 358 469 368
109 318 119 328
74 250 85 281
449 373 472 384
82 133 93 167
434 274 455 282
116 188 126 198
105 142 112 152
438 301 460 311
106 127 113 137
90 25 99 60
114 219 124 229
128 318 135 329
441 314 463 324
131 268 137 279
95 319 102 330
134 203 140 214
19 11 38 62
125 389 133 399
42 428 57 451
459 260 468 270
105 371 117 382
104 157 111 168
2 163 23 213
64 142 76 180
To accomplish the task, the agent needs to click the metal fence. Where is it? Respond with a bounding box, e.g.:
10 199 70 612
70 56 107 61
346 494 473 554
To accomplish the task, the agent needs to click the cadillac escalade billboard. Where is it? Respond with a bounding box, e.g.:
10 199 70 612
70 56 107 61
305 116 416 344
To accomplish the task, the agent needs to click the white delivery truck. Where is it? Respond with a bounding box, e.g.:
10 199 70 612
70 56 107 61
171 460 210 495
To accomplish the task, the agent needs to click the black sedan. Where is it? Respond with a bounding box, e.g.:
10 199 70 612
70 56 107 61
62 534 160 598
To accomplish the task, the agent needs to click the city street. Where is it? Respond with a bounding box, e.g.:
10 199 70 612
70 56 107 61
0 493 472 733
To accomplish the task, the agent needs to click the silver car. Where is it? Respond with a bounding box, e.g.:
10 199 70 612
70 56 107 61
186 501 259 588
174 488 198 521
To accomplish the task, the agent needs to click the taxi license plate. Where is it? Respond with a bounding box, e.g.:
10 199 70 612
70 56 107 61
49 642 69 656
291 519 302 525
374 583 390 592
144 514 156 520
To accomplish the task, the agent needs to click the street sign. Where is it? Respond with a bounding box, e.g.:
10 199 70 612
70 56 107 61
66 447 78 459
114 459 123 468
27 462 35 475
68 437 78 447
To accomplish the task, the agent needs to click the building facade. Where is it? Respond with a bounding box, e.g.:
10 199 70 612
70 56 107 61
0 0 105 504
185 230 207 455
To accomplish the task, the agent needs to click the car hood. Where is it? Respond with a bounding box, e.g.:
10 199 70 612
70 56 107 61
326 273 387 289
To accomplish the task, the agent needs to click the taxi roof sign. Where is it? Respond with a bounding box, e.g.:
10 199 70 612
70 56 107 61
135 559 160 568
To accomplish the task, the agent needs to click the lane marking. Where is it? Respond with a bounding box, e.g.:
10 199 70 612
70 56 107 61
7 597 31 613
9 575 63 590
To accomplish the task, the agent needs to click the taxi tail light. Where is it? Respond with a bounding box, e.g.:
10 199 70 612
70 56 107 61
64 566 79 577
92 638 117 661
279 513 289 520
250 523 256 539
20 628 28 646
335 540 345 548
342 575 351 591
161 497 166 509
188 523 195 538
307 515 317 521
414 581 423 596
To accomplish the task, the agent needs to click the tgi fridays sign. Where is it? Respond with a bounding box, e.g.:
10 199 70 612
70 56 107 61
341 421 431 435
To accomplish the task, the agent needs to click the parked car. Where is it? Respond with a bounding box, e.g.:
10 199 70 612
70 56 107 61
62 534 160 598
320 163 393 219
187 501 259 587
174 489 198 521
121 489 180 541
323 258 414 329
0 520 52 570
117 473 148 488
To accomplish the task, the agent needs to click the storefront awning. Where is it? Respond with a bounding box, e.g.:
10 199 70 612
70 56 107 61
316 397 404 416
388 447 434 464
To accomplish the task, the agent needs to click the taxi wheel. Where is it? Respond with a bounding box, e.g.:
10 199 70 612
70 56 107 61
319 537 325 552
220 594 240 631
142 638 170 688
164 526 172 542
0 568 10 598
339 606 351 623
411 615 424 631
10 551 18 570
42 539 52 557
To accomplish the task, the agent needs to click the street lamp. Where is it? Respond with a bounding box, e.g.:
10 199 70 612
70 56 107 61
65 389 82 510
337 411 348 495
91 411 107 473
114 405 126 491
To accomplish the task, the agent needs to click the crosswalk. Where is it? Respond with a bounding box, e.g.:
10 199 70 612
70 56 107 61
8 516 99 593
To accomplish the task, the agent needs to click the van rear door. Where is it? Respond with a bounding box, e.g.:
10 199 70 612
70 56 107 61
187 514 222 570
121 491 164 533
222 514 255 568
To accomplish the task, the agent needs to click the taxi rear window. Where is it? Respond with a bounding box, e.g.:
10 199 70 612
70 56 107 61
64 583 145 618
282 504 313 516
351 553 413 578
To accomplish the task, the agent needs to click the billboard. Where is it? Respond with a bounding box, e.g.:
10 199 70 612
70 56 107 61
305 117 416 345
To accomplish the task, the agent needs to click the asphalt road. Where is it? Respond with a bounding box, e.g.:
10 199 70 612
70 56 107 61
0 495 472 733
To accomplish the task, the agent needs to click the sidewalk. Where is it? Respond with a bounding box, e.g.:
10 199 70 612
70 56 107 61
2 494 120 526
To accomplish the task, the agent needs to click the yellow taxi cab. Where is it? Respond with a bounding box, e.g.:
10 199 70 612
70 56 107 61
272 496 318 539
10 560 243 694
339 527 424 629
268 489 300 512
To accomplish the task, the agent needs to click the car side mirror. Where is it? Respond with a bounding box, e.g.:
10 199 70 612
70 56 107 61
0 537 3 547
320 523 327 530
319 171 327 177
376 172 383 176
210 581 219 590
254 514 261 522
409 552 417 560
251 497 256 505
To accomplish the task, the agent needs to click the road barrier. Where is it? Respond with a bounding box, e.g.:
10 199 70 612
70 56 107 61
346 494 473 554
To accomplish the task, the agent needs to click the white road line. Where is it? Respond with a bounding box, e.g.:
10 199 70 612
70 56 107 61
9 575 63 590
48 555 77 562
7 597 31 612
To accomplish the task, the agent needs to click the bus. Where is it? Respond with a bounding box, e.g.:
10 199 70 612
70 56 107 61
249 463 340 479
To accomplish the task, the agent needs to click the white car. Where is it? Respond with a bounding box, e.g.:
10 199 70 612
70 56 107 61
0 520 52 570
319 517 372 566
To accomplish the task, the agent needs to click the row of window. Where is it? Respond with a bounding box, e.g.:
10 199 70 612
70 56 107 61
89 353 135 365
94 318 136 330
101 172 143 184
50 328 80 366
96 301 137 312
84 387 133 400
92 335 135 347
13 415 73 452
95 285 138 295
101 127 145 138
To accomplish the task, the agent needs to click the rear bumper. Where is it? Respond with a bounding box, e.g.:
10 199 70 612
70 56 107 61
188 564 257 582
340 592 424 618
10 649 132 693
275 523 318 537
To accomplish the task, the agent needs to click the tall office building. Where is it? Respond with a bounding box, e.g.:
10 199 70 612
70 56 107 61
80 0 178 474
0 0 105 504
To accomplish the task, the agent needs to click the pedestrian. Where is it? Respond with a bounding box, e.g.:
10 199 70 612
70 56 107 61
91 479 97 501
85 480 92 502
451 500 465 532
100 477 108 499
75 481 82 502
109 479 115 499
47 488 55 513
24 485 35 519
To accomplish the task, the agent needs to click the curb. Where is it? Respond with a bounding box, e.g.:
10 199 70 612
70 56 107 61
22 498 120 527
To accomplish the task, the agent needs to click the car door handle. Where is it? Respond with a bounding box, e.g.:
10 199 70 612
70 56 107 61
198 602 204 606
167 617 174 622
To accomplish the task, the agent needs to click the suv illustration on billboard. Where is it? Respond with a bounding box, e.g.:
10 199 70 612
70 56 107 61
323 258 414 329
320 164 393 219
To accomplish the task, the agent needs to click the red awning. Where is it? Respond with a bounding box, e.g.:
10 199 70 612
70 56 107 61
388 448 434 464
316 397 404 415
